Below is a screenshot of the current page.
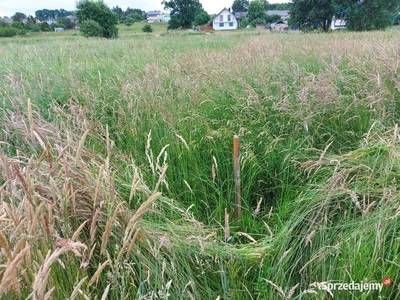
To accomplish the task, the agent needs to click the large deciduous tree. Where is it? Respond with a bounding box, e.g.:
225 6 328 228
232 0 249 13
260 0 270 10
194 11 210 26
58 17 73 29
163 0 203 29
247 0 267 24
12 12 27 22
291 0 399 32
290 0 335 32
76 0 118 38
337 0 399 31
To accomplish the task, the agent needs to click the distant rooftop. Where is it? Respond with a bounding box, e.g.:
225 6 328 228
234 12 248 18
266 10 290 20
147 10 161 17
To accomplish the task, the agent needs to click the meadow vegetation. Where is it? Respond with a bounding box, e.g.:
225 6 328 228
1 27 400 299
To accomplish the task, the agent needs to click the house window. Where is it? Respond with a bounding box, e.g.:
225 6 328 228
219 23 224 27
227 15 231 22
219 15 223 22
229 22 234 27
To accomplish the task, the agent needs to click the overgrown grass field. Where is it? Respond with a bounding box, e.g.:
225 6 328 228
1 27 400 299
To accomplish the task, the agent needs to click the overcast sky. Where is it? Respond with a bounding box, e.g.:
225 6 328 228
0 0 288 18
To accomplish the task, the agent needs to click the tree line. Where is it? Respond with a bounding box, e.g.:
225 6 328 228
0 11 76 37
162 0 399 32
290 0 400 32
34 9 74 21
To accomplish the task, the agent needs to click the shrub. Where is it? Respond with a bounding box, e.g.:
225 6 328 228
142 24 153 33
124 17 134 28
80 19 103 37
0 20 9 28
0 27 17 37
40 22 51 32
11 21 24 30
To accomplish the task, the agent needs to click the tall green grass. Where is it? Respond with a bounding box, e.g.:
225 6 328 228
1 29 400 299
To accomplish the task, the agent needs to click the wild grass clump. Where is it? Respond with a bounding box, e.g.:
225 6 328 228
1 29 400 298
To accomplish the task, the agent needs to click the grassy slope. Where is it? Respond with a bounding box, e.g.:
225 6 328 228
0 27 400 299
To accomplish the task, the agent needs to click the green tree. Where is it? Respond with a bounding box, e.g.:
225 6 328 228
112 5 123 21
129 12 143 22
35 9 74 21
290 0 335 32
232 0 249 13
337 0 399 31
126 8 146 20
142 24 153 32
76 0 118 38
40 22 51 31
0 20 9 28
11 21 24 30
124 18 134 28
24 17 40 32
265 14 282 24
58 17 73 29
194 11 210 26
247 0 266 23
0 27 17 37
260 0 270 10
273 3 292 10
12 12 26 22
11 21 26 35
35 9 50 21
80 19 103 37
163 0 203 29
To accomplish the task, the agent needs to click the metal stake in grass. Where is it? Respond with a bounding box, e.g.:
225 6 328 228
233 135 241 219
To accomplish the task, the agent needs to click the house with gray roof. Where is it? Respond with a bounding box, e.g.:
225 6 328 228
266 10 290 21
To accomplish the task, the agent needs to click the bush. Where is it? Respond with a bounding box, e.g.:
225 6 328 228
249 18 265 28
0 27 17 37
40 22 51 32
80 19 103 37
0 20 9 28
124 18 134 28
25 22 40 32
57 17 73 29
11 21 24 30
142 24 153 33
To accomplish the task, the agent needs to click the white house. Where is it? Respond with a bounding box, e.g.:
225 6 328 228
213 8 238 31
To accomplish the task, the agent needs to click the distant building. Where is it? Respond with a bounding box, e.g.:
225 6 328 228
1 17 13 24
234 12 248 19
270 21 289 31
46 19 57 25
147 10 161 23
331 17 346 30
266 10 290 21
213 8 238 31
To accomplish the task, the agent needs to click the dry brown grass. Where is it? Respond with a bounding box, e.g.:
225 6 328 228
0 100 165 298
